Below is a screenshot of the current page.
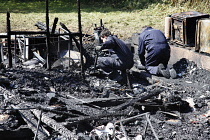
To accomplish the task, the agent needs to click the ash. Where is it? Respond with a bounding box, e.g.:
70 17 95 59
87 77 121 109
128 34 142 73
0 49 209 140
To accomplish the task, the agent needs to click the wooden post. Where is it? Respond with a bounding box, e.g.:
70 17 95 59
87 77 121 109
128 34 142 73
77 0 85 78
6 12 12 68
46 0 51 70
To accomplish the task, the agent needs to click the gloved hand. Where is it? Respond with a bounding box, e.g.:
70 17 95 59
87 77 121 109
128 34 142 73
95 45 102 51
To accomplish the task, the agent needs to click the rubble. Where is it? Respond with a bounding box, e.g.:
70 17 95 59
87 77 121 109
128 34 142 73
0 45 209 139
0 2 209 139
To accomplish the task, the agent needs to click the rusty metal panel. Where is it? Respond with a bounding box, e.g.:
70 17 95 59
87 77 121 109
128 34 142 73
195 18 210 54
171 11 209 47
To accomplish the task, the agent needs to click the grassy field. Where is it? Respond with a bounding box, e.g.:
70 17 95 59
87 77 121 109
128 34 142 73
0 0 209 39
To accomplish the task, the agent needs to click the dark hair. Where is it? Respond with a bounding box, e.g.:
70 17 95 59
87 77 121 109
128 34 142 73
99 28 111 38
140 26 152 33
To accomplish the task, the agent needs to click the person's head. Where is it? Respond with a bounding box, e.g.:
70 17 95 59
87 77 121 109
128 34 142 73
140 26 152 33
100 28 111 42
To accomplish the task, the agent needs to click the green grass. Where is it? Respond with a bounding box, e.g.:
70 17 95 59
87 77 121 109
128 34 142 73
0 0 209 39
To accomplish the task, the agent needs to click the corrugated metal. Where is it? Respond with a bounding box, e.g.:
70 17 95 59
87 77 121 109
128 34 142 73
195 18 210 54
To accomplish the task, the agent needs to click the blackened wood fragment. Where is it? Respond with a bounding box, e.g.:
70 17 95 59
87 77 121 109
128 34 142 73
31 109 78 140
60 97 102 115
12 104 49 140
109 89 163 111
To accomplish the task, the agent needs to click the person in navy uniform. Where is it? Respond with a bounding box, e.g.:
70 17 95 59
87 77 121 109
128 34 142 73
138 26 177 79
95 28 134 81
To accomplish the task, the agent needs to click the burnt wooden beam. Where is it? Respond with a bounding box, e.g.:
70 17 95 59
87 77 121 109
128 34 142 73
109 89 163 111
46 0 51 70
61 94 132 104
51 17 58 34
35 21 90 62
65 110 128 123
0 35 8 38
77 0 85 78
60 94 133 108
10 31 47 35
59 97 103 115
31 109 78 140
0 86 49 139
12 104 49 140
0 86 78 139
40 106 80 117
6 12 12 68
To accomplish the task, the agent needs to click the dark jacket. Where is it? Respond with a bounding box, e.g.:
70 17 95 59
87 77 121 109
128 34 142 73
138 27 170 67
101 35 133 63
98 35 134 71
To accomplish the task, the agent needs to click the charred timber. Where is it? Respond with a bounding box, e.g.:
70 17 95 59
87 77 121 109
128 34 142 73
31 109 78 140
12 104 49 140
66 110 128 123
0 86 78 139
10 31 47 35
109 89 163 111
35 21 90 60
0 35 8 38
40 106 80 117
35 22 80 36
60 97 103 116
51 18 58 34
0 87 49 139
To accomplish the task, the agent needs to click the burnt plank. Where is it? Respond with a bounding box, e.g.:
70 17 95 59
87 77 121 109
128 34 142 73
59 97 103 115
12 104 49 140
109 89 163 111
0 86 49 139
31 109 78 140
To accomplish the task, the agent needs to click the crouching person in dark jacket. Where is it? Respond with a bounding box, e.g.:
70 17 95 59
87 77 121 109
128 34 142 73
138 26 177 79
95 28 134 82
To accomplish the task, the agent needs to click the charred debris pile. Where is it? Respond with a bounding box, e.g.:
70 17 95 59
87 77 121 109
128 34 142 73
0 20 209 140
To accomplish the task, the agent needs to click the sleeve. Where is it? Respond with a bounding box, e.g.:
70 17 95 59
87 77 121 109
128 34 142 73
100 38 116 50
138 36 146 66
